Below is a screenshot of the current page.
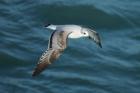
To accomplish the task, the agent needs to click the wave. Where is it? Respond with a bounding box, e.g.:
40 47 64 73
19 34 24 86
25 4 139 29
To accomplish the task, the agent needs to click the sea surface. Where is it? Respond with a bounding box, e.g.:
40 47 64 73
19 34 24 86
0 0 140 93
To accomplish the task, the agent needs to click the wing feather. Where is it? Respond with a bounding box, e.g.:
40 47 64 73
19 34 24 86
32 30 72 76
32 49 61 76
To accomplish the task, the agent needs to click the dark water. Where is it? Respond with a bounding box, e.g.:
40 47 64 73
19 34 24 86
0 0 140 93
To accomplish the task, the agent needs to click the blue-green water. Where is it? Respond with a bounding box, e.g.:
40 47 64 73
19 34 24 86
0 0 140 93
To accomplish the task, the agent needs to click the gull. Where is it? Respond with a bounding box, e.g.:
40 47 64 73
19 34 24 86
32 24 102 76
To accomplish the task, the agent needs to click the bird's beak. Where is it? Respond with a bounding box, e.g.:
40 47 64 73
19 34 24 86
88 30 102 48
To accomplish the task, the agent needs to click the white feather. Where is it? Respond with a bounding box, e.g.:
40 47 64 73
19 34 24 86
46 24 89 38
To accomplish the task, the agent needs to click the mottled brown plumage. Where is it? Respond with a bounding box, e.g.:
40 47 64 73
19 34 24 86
32 31 72 76
32 24 102 76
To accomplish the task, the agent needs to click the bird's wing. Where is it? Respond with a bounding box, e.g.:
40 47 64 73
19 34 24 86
88 30 102 48
48 30 72 49
32 30 72 76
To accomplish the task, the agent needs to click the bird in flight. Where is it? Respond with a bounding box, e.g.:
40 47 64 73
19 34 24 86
32 24 102 76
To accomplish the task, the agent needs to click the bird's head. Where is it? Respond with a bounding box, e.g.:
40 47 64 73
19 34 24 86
81 28 102 48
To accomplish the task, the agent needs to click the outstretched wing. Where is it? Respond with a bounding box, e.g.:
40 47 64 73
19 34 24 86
88 30 102 48
32 49 62 76
32 30 72 76
48 30 72 49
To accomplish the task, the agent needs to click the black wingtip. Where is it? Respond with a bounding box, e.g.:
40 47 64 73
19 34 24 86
32 73 38 77
32 67 44 77
32 69 39 77
32 61 50 77
98 42 102 48
32 73 36 77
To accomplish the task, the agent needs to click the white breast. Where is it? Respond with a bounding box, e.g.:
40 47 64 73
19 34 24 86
58 25 83 38
68 31 83 38
47 24 84 38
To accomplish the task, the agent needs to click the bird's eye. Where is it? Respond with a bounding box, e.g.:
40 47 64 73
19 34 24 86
83 32 86 35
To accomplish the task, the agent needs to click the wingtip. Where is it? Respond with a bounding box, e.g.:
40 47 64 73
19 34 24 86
32 70 38 77
32 68 40 77
32 66 45 77
32 61 50 77
99 42 102 48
